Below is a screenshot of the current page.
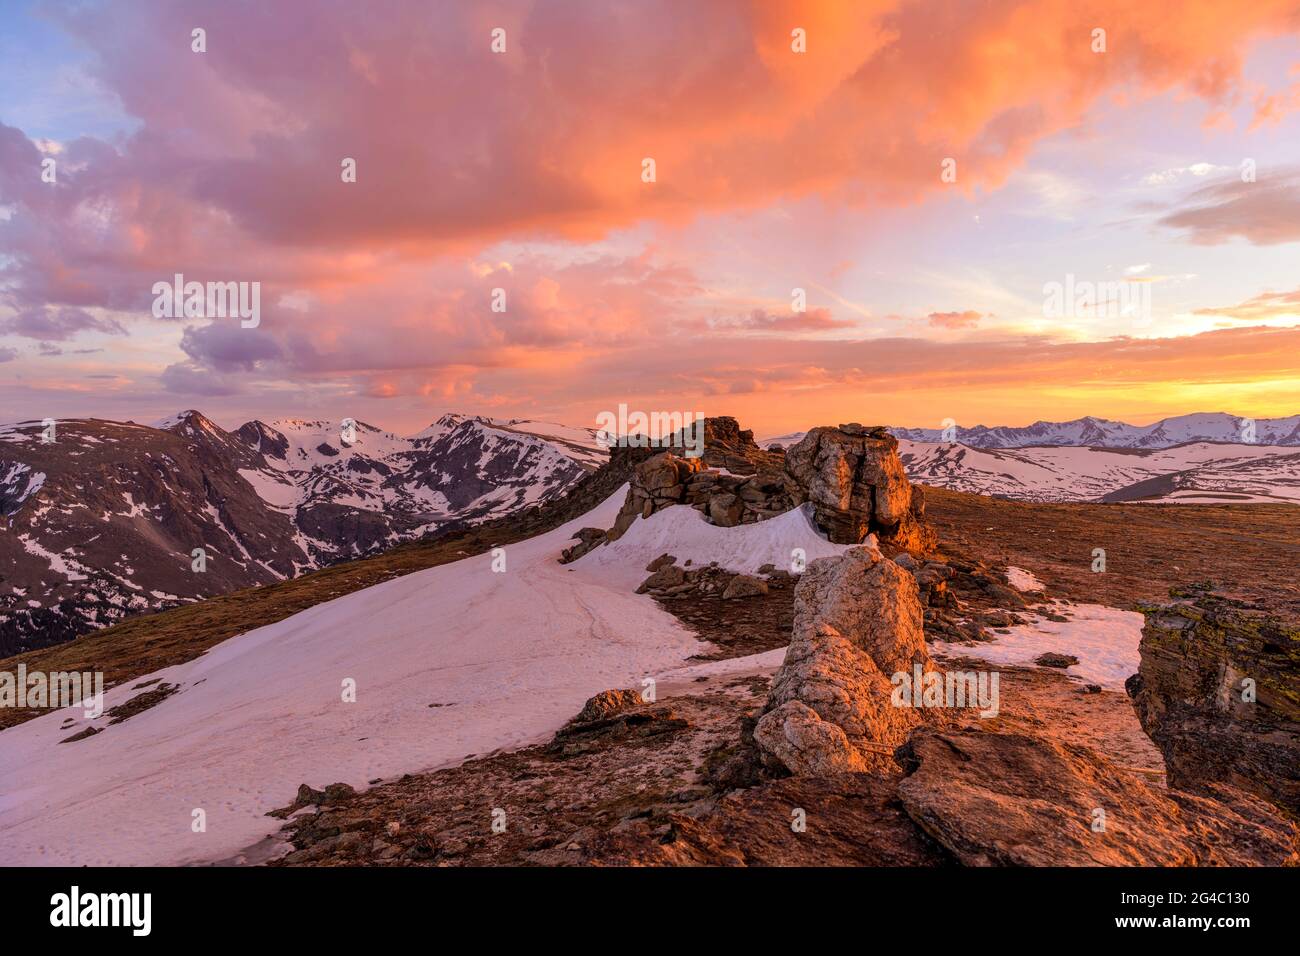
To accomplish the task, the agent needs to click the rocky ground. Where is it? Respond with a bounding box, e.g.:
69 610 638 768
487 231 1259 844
924 487 1300 619
269 659 1290 867
268 425 1296 867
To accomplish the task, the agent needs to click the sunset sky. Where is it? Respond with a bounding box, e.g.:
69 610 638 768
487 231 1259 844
2 0 1299 437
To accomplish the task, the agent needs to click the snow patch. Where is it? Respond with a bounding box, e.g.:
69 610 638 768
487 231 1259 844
576 502 853 589
936 603 1142 690
1004 566 1044 592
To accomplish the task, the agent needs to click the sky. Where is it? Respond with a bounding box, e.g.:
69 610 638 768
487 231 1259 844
1 0 1299 437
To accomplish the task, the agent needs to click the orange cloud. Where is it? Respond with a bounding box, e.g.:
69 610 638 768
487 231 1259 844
1195 288 1300 321
8 0 1297 297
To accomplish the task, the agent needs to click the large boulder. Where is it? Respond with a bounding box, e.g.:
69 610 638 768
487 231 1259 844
788 543 929 676
1127 595 1300 815
896 728 1298 866
753 544 935 775
783 423 933 549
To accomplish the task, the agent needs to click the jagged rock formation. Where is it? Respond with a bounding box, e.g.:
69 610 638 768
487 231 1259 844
752 543 937 775
604 452 792 543
589 419 935 560
689 416 787 474
1127 593 1300 814
896 728 1298 866
784 423 934 550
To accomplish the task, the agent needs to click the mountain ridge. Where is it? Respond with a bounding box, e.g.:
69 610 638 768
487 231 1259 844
888 411 1300 449
0 409 604 655
762 411 1300 450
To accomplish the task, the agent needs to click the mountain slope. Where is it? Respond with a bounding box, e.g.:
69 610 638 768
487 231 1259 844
0 473 861 865
0 411 604 654
0 414 305 655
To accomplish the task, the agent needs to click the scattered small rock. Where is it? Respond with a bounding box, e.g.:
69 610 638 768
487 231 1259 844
58 726 102 744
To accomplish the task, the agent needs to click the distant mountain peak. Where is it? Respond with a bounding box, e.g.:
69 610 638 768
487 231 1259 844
889 412 1300 449
412 412 498 441
153 409 231 440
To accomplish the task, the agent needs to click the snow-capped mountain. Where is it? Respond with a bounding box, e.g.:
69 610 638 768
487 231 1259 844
763 412 1300 451
0 410 604 654
890 412 1300 449
897 439 1300 504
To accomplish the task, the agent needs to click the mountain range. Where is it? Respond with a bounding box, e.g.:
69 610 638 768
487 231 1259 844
886 412 1300 449
897 439 1300 504
0 410 602 655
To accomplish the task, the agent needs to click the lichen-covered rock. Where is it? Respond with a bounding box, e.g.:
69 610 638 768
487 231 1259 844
783 423 934 550
1127 595 1300 814
754 544 935 775
896 728 1298 866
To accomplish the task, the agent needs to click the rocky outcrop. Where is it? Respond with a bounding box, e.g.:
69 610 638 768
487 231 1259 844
689 416 786 475
570 689 644 724
1127 594 1300 815
547 692 690 759
606 415 783 475
603 451 793 543
896 728 1298 866
597 420 936 558
753 544 936 776
783 423 934 550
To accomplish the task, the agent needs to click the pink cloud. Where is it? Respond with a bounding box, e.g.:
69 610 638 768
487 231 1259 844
926 310 985 329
